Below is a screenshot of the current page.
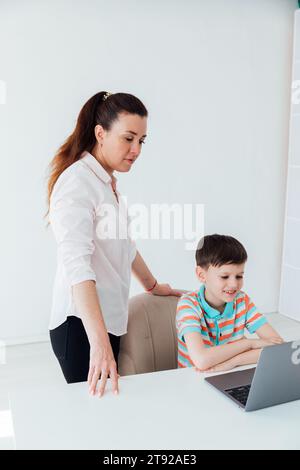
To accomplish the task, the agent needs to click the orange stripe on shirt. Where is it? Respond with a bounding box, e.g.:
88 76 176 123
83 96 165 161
233 323 245 333
177 305 197 313
179 297 199 307
236 308 247 320
219 332 234 340
247 312 262 324
178 315 200 322
178 348 195 365
178 333 211 347
189 292 198 298
221 327 245 341
219 318 235 328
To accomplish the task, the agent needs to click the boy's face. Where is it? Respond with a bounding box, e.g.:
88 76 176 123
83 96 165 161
196 263 245 306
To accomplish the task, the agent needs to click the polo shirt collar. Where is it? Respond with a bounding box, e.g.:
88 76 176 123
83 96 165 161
80 151 117 186
198 284 234 319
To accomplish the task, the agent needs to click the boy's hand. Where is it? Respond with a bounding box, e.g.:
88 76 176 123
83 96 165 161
206 359 236 373
250 337 283 350
269 336 284 344
196 358 237 373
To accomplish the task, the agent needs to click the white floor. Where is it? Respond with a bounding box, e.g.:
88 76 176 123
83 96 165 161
1 312 300 450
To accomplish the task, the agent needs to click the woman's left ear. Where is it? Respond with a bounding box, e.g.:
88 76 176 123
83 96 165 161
94 124 105 143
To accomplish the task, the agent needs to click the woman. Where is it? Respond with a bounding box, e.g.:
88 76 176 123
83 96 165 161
47 91 181 397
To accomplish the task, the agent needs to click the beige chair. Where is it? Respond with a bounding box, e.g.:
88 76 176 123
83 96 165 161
118 291 186 376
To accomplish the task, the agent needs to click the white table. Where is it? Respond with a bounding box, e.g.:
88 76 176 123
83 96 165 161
9 365 300 450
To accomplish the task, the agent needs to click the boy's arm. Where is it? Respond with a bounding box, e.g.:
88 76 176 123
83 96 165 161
203 325 284 373
184 331 265 371
244 295 284 343
203 349 262 372
255 323 284 342
184 332 282 371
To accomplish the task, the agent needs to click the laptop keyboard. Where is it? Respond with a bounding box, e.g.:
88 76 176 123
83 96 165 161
225 384 251 406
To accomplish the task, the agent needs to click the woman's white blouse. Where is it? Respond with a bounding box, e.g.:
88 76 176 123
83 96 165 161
49 151 137 335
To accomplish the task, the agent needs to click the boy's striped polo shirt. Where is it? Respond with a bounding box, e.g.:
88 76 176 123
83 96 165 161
176 284 268 368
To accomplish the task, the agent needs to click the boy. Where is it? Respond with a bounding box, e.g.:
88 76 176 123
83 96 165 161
176 234 283 372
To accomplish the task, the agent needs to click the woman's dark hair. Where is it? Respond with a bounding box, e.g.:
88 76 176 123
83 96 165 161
195 234 248 268
46 91 148 210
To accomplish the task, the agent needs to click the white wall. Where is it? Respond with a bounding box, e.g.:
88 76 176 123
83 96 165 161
0 0 297 344
279 9 300 321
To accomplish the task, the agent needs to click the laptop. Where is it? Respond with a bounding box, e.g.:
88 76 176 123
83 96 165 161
204 339 300 411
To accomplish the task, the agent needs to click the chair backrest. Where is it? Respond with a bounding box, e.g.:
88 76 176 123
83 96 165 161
118 292 186 376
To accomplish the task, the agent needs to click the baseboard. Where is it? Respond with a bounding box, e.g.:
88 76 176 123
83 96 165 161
2 335 50 347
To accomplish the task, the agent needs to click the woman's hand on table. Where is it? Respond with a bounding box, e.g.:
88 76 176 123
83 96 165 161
88 340 119 397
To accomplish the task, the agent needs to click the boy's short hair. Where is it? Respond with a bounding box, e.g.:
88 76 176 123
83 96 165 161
195 234 248 268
